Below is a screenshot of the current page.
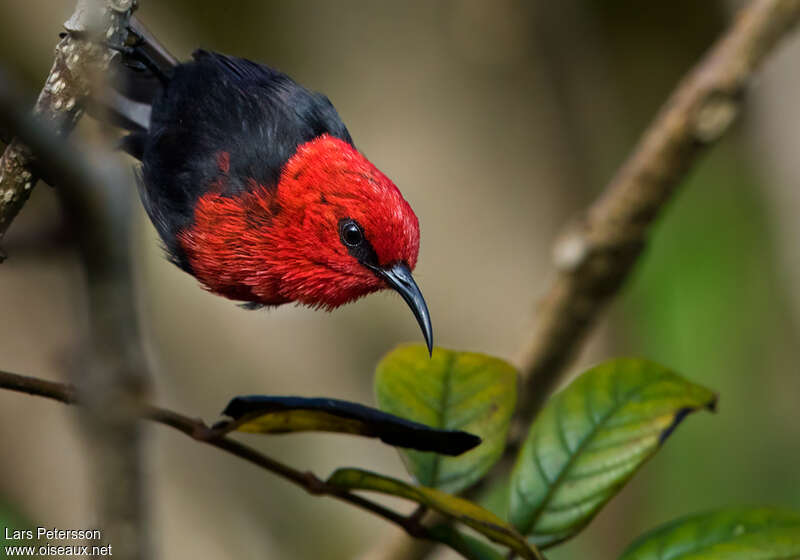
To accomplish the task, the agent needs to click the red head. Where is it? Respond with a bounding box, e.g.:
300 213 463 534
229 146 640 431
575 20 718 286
179 134 432 350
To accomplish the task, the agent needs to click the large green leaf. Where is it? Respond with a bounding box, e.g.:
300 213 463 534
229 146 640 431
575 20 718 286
217 395 480 454
509 358 716 548
375 344 517 493
619 507 800 559
327 468 541 560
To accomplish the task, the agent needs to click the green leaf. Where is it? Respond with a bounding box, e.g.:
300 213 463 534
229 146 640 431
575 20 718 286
218 395 480 454
429 525 506 560
619 507 800 559
327 468 541 560
375 344 517 493
509 358 716 548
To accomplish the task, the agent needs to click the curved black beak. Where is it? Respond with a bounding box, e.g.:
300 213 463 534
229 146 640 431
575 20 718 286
373 262 433 356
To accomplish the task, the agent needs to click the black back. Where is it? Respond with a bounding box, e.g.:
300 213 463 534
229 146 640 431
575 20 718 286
137 50 354 270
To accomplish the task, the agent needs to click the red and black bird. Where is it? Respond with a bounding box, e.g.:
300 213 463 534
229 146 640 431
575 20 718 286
108 19 432 352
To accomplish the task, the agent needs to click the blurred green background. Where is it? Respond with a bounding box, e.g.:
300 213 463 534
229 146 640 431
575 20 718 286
1 1 799 559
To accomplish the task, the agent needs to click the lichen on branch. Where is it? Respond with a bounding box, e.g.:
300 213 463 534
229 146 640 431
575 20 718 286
0 0 134 252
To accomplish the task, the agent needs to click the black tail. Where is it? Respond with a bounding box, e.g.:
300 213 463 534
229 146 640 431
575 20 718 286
89 17 178 160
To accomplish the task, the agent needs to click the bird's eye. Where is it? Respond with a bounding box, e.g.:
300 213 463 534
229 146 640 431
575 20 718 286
340 220 364 247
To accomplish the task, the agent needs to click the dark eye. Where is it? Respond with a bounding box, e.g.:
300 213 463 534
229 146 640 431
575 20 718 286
340 220 364 247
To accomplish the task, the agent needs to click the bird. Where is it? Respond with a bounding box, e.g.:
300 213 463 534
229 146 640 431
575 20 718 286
101 18 433 353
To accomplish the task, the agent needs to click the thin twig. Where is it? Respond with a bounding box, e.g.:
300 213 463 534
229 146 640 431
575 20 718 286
1 5 146 554
0 369 431 541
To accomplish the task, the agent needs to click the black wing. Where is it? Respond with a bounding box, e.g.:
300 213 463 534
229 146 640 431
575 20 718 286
139 50 353 270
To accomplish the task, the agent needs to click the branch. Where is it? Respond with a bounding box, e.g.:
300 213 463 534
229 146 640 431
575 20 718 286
368 1 800 558
0 6 480 558
0 3 147 555
514 0 800 424
0 369 434 542
0 0 134 255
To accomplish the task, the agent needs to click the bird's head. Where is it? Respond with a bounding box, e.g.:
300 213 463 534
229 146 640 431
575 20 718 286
260 135 432 351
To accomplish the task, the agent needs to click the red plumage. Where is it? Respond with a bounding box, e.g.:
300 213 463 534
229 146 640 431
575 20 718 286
111 30 433 349
178 135 420 310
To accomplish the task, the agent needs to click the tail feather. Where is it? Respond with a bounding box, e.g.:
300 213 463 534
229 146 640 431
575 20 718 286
88 16 178 159
117 17 178 100
89 90 151 132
